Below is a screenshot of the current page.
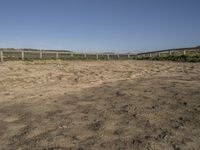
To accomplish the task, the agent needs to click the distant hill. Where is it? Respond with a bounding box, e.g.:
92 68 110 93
0 48 72 52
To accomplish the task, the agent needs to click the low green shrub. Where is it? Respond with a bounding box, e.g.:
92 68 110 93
134 54 200 62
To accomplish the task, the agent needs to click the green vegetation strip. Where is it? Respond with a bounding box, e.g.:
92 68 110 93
136 54 200 62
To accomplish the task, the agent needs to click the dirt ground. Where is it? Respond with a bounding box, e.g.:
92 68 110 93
0 60 200 150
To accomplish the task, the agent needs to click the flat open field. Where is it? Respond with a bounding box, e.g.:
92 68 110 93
0 60 200 150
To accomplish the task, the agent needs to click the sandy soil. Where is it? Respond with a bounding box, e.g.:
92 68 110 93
0 60 200 150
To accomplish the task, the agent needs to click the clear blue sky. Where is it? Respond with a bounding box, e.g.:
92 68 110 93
0 0 200 53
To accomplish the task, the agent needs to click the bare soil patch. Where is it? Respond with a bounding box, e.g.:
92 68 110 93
0 60 200 150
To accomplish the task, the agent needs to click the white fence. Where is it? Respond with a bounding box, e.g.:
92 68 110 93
0 47 200 62
0 49 135 62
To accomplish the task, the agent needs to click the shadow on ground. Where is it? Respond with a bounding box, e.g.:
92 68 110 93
0 74 200 150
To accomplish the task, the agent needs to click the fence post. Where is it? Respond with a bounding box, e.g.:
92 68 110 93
40 50 43 59
96 54 98 60
128 54 130 58
158 52 161 57
169 50 172 55
0 51 3 62
84 53 87 58
71 53 74 57
183 50 186 55
21 50 24 61
56 52 59 59
117 54 119 59
107 54 110 60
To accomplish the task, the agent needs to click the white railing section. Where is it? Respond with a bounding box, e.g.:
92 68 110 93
0 47 199 62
